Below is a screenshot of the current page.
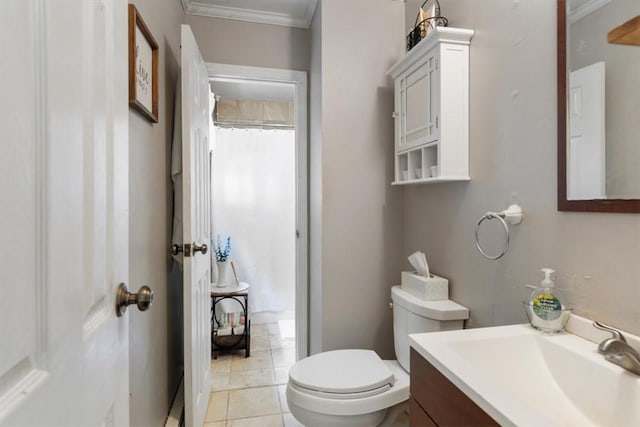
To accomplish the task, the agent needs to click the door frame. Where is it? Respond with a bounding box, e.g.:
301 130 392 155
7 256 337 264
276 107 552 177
206 62 309 359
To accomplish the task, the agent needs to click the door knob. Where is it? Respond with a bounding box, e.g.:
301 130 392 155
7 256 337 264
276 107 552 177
171 244 183 255
116 283 153 317
193 243 208 255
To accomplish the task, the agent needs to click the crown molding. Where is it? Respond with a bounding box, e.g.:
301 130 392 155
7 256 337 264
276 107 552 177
568 0 612 24
181 0 317 29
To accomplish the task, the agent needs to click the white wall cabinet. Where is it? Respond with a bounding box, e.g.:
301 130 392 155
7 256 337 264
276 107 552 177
387 27 473 184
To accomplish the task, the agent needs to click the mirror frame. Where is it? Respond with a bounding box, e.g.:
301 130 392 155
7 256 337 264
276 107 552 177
557 0 640 213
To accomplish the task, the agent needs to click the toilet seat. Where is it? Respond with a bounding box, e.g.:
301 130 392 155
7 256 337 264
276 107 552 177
289 382 392 400
286 359 410 417
289 349 395 398
289 383 391 400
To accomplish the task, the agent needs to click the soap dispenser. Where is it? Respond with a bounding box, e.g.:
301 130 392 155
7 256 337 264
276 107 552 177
530 268 562 321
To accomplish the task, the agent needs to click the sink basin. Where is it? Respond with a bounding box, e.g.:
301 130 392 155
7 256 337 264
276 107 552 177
410 315 640 427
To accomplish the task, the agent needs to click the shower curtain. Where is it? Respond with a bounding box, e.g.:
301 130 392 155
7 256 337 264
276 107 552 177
212 127 296 315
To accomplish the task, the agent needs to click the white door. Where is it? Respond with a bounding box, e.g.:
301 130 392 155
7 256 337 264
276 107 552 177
568 62 606 200
181 25 212 427
0 0 130 426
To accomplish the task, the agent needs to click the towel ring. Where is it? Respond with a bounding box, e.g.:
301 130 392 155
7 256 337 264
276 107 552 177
474 204 523 260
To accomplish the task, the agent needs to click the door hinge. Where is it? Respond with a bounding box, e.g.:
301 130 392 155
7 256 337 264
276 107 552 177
435 116 439 128
296 229 300 238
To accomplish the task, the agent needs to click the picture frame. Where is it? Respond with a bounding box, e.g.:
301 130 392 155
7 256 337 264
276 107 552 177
128 4 158 123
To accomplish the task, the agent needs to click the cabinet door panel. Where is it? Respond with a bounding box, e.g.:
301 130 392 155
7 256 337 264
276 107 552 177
402 53 438 150
410 348 498 426
409 397 437 427
405 69 430 133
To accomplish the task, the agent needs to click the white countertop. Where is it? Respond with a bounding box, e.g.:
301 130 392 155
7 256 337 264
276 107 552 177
409 315 640 427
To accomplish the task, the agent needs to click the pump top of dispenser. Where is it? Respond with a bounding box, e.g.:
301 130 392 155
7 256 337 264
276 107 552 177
540 268 555 289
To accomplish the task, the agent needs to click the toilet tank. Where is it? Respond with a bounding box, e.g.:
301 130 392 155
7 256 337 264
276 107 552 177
391 286 468 372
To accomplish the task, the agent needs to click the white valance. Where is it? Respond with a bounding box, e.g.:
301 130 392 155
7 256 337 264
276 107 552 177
214 98 294 129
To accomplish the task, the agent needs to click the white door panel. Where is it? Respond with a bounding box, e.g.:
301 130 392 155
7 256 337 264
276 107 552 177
1 0 129 425
568 62 606 200
181 24 212 427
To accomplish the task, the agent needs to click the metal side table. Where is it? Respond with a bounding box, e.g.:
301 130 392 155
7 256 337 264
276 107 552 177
211 282 250 358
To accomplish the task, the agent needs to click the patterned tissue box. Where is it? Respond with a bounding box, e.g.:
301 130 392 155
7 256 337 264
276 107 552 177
400 271 449 301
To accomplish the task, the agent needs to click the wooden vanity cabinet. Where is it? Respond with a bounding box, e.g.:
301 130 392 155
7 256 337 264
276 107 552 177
410 348 499 427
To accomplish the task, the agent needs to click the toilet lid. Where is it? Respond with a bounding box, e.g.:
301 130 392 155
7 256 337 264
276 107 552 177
289 349 395 395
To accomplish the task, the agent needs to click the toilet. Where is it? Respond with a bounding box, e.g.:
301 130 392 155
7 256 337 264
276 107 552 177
286 285 469 426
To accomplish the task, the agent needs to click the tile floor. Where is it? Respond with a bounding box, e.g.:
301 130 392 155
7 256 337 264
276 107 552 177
206 322 302 427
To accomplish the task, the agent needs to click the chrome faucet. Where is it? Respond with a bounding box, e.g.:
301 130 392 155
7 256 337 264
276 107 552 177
593 321 640 376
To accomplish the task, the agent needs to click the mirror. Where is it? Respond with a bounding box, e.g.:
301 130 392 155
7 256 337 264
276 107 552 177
558 0 640 212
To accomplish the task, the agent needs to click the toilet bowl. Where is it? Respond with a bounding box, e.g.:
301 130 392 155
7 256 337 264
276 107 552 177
286 286 469 426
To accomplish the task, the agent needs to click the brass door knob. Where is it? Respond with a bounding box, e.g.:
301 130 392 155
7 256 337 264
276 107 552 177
193 243 208 255
116 283 154 317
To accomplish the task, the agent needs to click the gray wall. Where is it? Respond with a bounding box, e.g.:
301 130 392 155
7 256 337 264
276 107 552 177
569 0 640 198
403 0 640 335
311 0 405 359
186 14 310 71
127 1 184 425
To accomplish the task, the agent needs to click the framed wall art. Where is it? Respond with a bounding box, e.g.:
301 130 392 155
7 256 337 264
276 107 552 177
128 4 158 123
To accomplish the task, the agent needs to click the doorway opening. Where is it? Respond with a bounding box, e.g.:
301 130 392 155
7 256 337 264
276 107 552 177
207 63 308 364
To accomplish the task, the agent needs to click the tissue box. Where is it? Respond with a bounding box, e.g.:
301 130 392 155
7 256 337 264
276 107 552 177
401 271 449 301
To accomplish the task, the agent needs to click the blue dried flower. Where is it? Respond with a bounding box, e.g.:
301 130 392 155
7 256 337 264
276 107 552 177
215 235 231 262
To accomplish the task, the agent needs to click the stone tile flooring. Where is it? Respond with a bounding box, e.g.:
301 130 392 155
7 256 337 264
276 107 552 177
206 323 302 427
